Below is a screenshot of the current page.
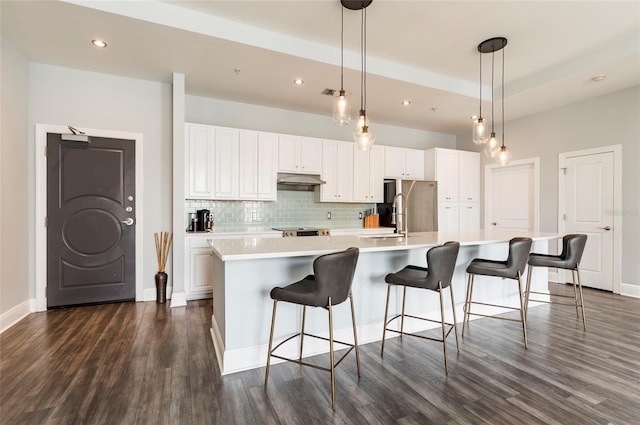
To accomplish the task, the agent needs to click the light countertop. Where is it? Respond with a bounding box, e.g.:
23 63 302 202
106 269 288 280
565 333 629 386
208 230 559 261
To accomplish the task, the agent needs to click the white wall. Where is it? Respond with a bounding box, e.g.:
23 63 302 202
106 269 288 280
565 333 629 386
457 86 640 289
0 38 30 324
28 64 173 305
186 95 456 150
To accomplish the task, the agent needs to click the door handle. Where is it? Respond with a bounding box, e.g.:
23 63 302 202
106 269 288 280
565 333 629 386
491 222 497 226
121 217 134 226
599 225 611 231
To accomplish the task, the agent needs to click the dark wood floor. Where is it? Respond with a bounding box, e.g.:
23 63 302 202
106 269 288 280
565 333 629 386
1 283 639 425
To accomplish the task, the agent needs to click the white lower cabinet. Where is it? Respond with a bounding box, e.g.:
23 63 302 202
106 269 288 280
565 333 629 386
438 203 460 233
186 238 215 300
459 202 480 231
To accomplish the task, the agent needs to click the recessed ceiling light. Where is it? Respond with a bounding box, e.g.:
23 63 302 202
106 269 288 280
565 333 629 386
293 78 304 85
591 75 606 82
401 100 411 106
91 39 107 48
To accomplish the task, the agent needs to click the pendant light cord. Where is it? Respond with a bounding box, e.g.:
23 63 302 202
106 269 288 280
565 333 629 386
359 7 365 113
501 47 505 147
491 50 495 133
340 6 344 90
478 49 482 117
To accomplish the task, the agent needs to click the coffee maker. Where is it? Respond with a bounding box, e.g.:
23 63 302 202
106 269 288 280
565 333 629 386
196 209 210 232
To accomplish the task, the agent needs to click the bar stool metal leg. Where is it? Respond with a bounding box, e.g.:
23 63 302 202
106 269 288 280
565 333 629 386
328 297 335 410
400 286 407 337
449 283 460 352
524 266 533 319
438 281 449 375
381 284 391 355
348 292 361 376
516 272 528 349
299 305 306 360
265 300 278 387
462 274 474 337
576 268 587 330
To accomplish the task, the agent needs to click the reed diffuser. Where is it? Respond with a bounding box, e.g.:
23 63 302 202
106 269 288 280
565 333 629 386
154 231 173 304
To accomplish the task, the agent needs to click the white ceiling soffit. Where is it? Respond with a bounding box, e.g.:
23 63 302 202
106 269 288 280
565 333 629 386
2 0 639 135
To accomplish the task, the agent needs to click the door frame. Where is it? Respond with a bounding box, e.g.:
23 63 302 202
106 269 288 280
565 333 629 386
484 157 540 232
558 144 621 294
35 124 144 311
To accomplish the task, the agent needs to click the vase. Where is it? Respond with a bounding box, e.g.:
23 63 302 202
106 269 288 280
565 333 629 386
155 272 168 304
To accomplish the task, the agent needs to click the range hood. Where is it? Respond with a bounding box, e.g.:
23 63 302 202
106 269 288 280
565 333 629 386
276 173 326 191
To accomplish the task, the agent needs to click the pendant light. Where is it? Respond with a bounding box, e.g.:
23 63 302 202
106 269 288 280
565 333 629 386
333 5 351 125
472 51 487 144
495 44 512 165
342 0 375 151
474 37 508 162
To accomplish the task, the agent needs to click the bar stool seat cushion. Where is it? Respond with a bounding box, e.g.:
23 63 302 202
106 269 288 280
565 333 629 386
385 265 431 289
466 237 532 279
528 234 587 270
270 275 320 307
528 253 573 269
385 242 459 291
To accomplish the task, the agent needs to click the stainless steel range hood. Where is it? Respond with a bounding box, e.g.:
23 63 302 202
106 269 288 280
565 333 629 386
276 173 326 191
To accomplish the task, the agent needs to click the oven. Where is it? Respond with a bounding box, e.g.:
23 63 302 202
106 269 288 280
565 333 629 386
272 227 330 237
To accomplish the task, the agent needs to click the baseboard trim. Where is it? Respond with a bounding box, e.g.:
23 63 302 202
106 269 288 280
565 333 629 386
620 283 640 298
0 300 33 334
142 285 174 303
170 291 187 308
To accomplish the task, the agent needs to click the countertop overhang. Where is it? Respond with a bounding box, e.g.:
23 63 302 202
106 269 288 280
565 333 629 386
208 230 559 261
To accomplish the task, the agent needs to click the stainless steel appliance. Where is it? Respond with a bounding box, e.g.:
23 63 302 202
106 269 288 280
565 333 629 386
272 227 330 237
377 179 438 233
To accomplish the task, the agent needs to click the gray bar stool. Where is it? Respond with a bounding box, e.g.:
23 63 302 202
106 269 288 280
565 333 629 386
264 247 360 410
463 237 532 348
525 234 588 329
381 242 460 375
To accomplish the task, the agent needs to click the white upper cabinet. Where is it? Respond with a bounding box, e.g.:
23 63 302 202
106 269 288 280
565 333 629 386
238 131 278 200
384 146 425 180
459 150 481 202
213 127 239 199
353 145 384 202
425 148 481 231
278 135 322 174
321 139 353 202
185 124 215 199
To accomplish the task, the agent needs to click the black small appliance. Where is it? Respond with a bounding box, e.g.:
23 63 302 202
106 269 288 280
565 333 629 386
196 209 210 232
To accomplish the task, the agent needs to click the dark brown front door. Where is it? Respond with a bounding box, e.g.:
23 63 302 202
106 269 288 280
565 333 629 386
47 133 136 308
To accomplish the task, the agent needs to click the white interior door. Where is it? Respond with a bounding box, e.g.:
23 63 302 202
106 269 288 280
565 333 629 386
485 160 539 232
561 151 615 291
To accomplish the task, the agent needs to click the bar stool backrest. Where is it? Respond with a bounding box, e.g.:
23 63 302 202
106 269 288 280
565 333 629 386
507 237 533 277
560 234 588 269
425 241 460 289
313 247 359 307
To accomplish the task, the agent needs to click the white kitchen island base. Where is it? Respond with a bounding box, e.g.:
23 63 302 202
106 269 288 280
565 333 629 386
209 231 556 375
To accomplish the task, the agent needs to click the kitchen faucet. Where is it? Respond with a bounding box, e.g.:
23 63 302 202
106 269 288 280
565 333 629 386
391 180 416 237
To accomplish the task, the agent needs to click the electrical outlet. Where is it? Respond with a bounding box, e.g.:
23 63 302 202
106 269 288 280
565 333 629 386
359 212 363 219
327 212 331 220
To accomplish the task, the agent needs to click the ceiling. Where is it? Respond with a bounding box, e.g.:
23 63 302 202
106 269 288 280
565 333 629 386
2 0 639 135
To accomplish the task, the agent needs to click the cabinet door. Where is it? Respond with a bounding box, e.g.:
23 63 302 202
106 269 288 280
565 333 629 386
299 137 323 174
321 140 338 201
438 202 459 233
459 202 480 231
404 148 425 180
185 124 214 199
353 148 371 202
436 149 459 202
238 130 259 199
189 248 214 296
459 151 480 202
278 135 300 172
384 146 406 178
369 146 385 202
335 141 354 201
214 128 239 199
257 132 278 200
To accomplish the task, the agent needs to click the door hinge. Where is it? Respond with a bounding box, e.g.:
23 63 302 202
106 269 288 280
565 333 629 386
44 216 48 227
44 145 47 157
560 167 567 175
563 213 566 220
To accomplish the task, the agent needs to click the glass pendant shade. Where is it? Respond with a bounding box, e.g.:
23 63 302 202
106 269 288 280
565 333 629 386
484 132 499 158
354 110 375 151
333 90 351 125
472 116 488 144
496 145 512 165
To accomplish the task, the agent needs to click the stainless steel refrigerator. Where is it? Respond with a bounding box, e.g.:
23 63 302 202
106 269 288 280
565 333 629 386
377 179 438 232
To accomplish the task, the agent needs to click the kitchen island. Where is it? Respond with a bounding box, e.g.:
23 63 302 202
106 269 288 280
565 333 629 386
209 230 558 375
